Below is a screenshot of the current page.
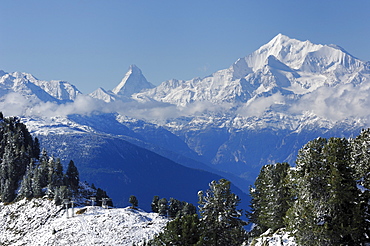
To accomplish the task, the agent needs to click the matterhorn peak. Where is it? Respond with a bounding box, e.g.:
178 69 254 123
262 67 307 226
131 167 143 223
127 64 142 74
112 65 154 97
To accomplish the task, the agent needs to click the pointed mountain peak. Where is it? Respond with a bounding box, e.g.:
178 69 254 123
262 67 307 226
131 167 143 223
262 33 318 53
128 64 142 73
268 33 292 44
112 65 154 96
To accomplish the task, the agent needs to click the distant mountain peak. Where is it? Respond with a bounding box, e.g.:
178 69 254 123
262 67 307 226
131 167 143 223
112 65 154 97
89 87 116 103
245 34 323 71
128 64 142 74
0 70 81 102
268 33 293 44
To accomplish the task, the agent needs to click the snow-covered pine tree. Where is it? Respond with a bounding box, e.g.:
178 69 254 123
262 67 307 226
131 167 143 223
179 202 197 217
350 129 370 243
129 195 138 209
351 128 370 188
248 162 291 236
0 144 18 202
286 137 364 245
168 198 182 218
149 214 201 245
32 167 43 198
18 162 34 199
158 198 168 216
198 179 247 246
151 195 159 213
65 160 79 191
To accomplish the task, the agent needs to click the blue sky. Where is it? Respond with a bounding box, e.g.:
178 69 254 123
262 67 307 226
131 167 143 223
1 1 369 93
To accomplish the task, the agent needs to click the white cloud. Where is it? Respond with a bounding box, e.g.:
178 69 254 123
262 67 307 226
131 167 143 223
290 81 370 121
0 93 112 118
0 92 31 116
236 93 285 117
2 81 370 124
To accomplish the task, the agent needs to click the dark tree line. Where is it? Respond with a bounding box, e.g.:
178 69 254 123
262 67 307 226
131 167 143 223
0 115 40 202
151 195 197 219
0 113 109 206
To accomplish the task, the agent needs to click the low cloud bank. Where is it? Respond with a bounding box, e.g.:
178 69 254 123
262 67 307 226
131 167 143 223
290 81 370 121
2 81 370 124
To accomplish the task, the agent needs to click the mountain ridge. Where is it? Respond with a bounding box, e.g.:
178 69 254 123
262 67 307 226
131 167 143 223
1 33 370 204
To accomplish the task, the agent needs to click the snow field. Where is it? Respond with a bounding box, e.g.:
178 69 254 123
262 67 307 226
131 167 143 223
0 198 168 245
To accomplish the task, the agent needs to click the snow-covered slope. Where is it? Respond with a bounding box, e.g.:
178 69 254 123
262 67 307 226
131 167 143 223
247 228 296 246
0 198 167 245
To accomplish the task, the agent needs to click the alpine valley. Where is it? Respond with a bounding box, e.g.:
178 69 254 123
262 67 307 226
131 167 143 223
1 33 370 210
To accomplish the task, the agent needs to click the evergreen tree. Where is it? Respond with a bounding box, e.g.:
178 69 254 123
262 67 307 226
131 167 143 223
18 163 34 199
179 202 197 217
151 195 159 213
0 114 100 205
54 186 70 206
95 188 113 207
168 198 182 218
248 162 291 237
350 128 370 188
38 150 49 188
65 160 79 191
286 137 364 245
149 214 201 245
1 179 14 203
129 195 138 209
198 179 247 246
32 168 44 198
350 129 370 243
158 198 168 216
0 145 18 202
33 137 40 160
54 158 64 186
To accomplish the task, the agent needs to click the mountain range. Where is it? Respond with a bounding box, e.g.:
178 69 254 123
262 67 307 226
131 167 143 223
1 33 369 209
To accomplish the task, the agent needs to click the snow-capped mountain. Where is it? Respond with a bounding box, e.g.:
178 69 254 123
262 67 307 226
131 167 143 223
104 34 369 181
112 64 154 96
89 64 154 102
1 33 370 204
133 34 369 107
0 71 81 102
89 87 117 103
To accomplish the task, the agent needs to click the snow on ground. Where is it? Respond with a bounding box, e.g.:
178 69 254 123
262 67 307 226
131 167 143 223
247 228 296 246
0 198 168 245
